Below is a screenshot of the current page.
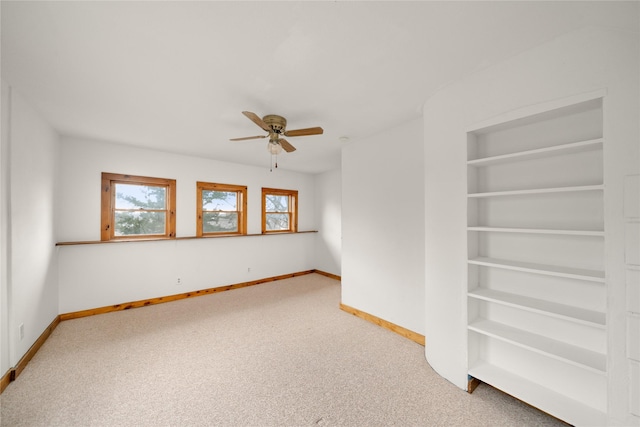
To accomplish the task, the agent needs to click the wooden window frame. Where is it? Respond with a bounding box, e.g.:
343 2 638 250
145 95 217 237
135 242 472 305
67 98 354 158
196 182 247 237
101 173 176 241
262 187 298 234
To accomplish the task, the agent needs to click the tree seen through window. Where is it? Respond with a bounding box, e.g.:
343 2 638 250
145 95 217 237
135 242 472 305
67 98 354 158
196 182 247 236
114 184 167 236
262 188 297 233
202 190 238 233
101 173 176 241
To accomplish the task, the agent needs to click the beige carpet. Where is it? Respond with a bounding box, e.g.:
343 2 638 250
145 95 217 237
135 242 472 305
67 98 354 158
0 273 566 426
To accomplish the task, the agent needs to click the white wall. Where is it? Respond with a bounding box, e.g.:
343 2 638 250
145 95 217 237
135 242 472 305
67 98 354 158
57 137 318 313
1 80 10 378
342 118 425 334
2 85 60 367
58 137 316 241
423 25 639 425
314 168 341 277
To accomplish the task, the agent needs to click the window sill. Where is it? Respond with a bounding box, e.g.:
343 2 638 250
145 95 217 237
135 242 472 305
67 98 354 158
56 230 318 246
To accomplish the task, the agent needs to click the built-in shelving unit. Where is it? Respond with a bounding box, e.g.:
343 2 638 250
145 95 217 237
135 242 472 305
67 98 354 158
467 184 604 198
466 95 606 426
467 226 604 236
469 319 606 373
466 138 603 167
468 362 607 427
468 257 605 282
468 288 606 328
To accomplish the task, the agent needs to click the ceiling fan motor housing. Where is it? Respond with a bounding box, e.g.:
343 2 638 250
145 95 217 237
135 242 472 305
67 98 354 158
263 114 287 134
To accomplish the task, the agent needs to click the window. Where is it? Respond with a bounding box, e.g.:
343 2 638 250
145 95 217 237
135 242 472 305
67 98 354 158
197 182 247 236
101 173 176 241
262 188 298 233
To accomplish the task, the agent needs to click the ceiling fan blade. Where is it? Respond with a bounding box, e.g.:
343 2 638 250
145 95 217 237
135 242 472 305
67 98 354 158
284 127 324 137
230 135 267 141
242 111 271 132
278 138 296 152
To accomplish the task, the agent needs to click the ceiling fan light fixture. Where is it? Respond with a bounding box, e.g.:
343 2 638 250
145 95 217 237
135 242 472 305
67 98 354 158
267 140 283 155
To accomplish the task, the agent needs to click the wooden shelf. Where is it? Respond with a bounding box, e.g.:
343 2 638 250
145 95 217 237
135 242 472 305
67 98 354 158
468 362 607 426
56 230 318 246
467 226 604 237
468 288 605 328
468 184 604 198
468 319 606 374
468 257 605 283
467 138 603 167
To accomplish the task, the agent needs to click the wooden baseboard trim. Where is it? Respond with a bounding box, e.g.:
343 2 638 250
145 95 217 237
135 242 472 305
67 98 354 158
467 376 481 393
11 315 60 383
313 270 341 281
0 368 11 394
60 270 317 321
339 303 425 346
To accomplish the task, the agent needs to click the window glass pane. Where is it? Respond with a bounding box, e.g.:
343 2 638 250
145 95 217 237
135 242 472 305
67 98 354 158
115 184 166 209
266 213 289 231
266 195 288 212
114 211 166 236
202 190 237 211
203 212 238 233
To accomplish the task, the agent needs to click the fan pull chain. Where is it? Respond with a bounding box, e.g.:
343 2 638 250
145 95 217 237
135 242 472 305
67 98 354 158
270 153 279 172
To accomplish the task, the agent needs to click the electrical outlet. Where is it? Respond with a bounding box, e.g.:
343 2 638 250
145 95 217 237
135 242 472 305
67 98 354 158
19 323 24 340
247 267 251 273
176 278 181 285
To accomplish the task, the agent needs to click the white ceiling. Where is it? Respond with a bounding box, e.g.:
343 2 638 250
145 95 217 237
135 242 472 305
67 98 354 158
2 1 636 174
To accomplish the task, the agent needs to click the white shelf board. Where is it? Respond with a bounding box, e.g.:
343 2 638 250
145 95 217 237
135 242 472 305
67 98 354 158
468 184 604 198
468 288 606 328
467 138 603 167
468 361 607 426
468 319 606 374
468 257 605 283
466 89 606 133
467 226 604 237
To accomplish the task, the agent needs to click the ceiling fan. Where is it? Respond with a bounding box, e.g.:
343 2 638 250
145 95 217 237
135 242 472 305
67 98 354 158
230 111 324 154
